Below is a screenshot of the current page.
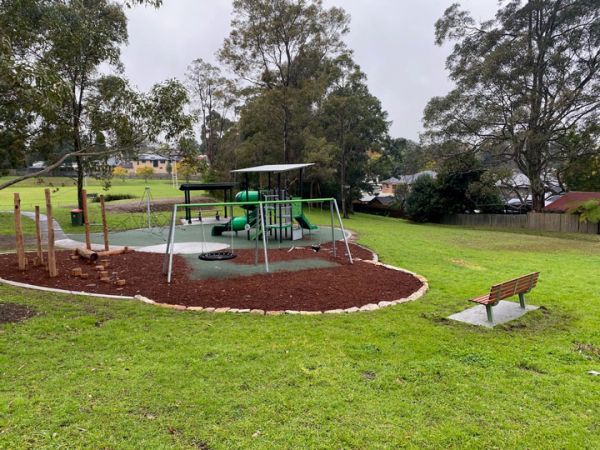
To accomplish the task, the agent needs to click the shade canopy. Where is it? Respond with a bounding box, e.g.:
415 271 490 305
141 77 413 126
179 182 236 191
231 163 314 174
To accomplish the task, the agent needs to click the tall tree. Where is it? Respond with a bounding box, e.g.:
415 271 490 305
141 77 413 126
423 0 600 211
185 58 236 164
0 0 191 206
317 57 388 217
219 0 350 163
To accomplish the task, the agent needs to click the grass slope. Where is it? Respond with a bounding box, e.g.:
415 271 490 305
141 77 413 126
0 177 190 234
1 214 599 449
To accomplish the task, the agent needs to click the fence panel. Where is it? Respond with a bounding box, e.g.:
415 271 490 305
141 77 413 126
442 212 598 235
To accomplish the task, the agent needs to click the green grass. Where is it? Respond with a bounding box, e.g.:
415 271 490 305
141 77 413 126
0 176 191 234
0 213 36 236
1 214 599 448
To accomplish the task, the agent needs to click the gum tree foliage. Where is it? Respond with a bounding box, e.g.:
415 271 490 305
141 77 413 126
218 0 350 164
185 58 237 165
316 57 389 218
0 0 191 208
423 0 600 212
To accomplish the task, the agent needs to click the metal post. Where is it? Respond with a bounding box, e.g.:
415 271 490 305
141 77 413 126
163 204 177 275
330 201 336 257
258 201 269 273
485 305 494 323
519 293 526 309
145 187 151 230
333 199 353 264
166 205 177 282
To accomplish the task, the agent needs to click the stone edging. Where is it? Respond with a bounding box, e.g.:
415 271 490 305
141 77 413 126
0 245 428 315
0 264 427 316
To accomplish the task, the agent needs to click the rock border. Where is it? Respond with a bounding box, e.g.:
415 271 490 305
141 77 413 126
0 245 428 315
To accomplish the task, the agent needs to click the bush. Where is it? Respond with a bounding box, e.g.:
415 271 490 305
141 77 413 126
135 166 154 182
405 175 443 222
92 193 135 203
113 166 128 181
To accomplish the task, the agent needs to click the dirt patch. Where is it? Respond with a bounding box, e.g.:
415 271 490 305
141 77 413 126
105 196 216 213
0 244 422 311
0 303 36 324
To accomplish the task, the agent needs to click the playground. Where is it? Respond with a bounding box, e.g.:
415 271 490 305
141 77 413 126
0 164 427 312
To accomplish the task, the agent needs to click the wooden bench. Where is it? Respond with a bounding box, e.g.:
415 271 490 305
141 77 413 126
469 272 539 323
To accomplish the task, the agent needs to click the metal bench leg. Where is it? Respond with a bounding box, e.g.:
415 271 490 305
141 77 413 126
485 304 494 323
518 293 526 309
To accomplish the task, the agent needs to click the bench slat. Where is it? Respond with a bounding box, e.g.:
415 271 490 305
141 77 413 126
469 272 539 305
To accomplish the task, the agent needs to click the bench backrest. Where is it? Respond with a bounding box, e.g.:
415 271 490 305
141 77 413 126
489 272 539 302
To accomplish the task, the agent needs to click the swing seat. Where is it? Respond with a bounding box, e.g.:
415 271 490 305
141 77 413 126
198 251 237 261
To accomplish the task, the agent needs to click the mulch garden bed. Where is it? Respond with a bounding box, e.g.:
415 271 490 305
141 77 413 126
0 244 423 311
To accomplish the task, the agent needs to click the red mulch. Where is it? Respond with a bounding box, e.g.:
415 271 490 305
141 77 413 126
0 244 423 311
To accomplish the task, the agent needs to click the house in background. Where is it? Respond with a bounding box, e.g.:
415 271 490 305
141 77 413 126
544 191 600 213
131 153 172 174
380 171 437 195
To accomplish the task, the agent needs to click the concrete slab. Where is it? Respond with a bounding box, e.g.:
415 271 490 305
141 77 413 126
448 300 539 328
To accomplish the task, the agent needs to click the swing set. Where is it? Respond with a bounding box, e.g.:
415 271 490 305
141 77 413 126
162 197 352 283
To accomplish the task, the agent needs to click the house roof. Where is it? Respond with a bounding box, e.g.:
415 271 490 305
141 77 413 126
544 191 600 213
382 171 437 185
231 163 314 174
370 195 395 206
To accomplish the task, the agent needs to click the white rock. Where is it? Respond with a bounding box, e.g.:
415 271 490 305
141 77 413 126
250 309 265 315
359 303 379 312
188 306 204 311
378 301 393 308
324 309 345 314
588 370 600 376
203 307 215 312
227 308 240 313
285 310 300 315
214 307 230 313
344 307 359 313
300 311 322 315
237 309 251 313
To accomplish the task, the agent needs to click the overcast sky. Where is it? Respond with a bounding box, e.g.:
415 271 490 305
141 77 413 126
120 0 500 141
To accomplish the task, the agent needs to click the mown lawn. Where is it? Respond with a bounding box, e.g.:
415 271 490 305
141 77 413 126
1 214 599 449
0 177 193 234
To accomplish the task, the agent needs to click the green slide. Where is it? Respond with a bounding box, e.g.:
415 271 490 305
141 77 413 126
295 211 318 230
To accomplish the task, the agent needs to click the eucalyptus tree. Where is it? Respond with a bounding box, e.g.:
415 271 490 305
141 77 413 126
218 0 350 164
0 0 191 208
317 57 388 217
423 0 600 211
185 58 236 164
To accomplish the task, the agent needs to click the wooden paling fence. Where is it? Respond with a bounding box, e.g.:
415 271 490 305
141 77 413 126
442 212 599 235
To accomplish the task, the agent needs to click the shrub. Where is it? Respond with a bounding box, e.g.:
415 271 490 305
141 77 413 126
113 166 128 181
569 199 600 224
405 175 443 222
135 166 154 182
92 193 135 203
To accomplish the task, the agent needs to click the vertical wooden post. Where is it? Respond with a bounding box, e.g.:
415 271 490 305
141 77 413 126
34 205 44 266
14 193 27 270
45 188 58 277
100 194 109 251
81 189 91 250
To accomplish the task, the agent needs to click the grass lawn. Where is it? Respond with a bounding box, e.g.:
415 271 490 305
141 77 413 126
0 177 194 234
1 214 599 448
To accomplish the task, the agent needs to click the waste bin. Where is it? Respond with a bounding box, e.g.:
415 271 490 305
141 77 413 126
70 208 83 226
